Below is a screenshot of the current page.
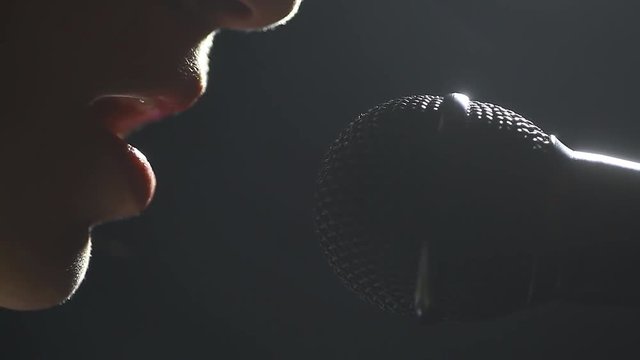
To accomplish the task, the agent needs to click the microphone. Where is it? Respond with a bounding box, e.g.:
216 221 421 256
315 93 640 323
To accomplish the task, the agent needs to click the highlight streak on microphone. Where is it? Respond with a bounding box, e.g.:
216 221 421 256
552 135 640 171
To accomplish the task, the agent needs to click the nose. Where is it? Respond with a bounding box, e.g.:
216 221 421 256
200 0 301 30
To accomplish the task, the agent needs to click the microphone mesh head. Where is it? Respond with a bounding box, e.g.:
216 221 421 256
315 94 558 319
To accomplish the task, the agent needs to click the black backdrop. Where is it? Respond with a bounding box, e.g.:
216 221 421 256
3 1 640 358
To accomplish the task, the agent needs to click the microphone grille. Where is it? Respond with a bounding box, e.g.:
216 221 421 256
315 94 556 317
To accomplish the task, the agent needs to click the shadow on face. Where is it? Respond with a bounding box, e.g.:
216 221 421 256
0 0 301 310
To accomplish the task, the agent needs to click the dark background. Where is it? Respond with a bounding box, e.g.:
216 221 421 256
3 0 640 358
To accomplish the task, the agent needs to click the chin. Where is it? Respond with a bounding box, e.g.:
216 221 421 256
0 227 92 311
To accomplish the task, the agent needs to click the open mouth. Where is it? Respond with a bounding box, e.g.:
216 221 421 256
85 96 182 215
89 95 180 139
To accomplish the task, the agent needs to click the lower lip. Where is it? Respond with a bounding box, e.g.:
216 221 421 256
125 142 156 209
106 132 156 211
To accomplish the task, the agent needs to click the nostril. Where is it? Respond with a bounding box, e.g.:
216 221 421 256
210 0 253 20
208 0 300 31
174 0 254 28
176 0 299 32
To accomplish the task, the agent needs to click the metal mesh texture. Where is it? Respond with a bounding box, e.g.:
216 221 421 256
315 94 559 318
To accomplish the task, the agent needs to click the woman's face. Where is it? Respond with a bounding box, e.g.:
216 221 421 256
1 0 300 310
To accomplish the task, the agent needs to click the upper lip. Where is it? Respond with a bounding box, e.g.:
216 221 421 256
86 34 212 138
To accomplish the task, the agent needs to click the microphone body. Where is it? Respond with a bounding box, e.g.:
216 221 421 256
315 93 640 322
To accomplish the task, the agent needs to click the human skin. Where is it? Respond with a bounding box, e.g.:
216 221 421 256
0 0 300 310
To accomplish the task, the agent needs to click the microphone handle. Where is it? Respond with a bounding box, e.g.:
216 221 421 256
534 137 640 307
